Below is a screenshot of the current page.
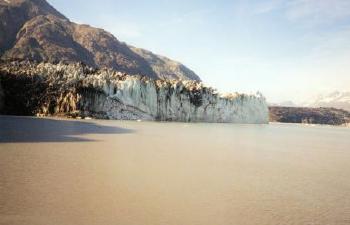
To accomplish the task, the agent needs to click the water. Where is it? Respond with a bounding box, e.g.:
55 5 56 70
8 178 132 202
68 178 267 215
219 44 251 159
1 116 350 225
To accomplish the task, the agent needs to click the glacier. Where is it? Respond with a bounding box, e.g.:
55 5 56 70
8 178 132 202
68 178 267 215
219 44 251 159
0 61 269 123
0 82 3 111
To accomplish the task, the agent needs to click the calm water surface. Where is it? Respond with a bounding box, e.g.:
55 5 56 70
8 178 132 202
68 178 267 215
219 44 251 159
0 116 350 225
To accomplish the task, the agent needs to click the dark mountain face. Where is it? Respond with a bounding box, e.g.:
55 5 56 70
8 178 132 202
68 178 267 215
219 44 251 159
0 0 66 54
269 106 350 125
0 0 201 80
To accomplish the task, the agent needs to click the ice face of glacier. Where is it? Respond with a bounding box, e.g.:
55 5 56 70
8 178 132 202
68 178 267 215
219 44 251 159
0 61 269 123
0 82 3 111
98 78 269 123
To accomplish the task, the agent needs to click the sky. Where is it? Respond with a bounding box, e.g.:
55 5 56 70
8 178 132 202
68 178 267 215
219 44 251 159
48 0 350 104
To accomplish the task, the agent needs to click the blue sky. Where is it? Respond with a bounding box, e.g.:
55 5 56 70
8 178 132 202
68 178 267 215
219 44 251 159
48 0 350 103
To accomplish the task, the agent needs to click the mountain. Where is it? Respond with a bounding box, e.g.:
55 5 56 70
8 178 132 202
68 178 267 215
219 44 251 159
129 46 201 81
308 91 350 112
268 100 297 107
0 0 201 80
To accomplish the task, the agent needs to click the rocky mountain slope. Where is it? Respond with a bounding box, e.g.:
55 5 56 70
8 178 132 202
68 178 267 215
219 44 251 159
0 61 268 123
269 106 350 125
129 46 201 81
0 0 201 80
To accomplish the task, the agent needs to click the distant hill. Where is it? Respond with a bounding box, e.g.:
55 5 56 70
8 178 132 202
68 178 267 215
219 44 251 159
268 101 297 107
0 0 201 80
269 106 350 125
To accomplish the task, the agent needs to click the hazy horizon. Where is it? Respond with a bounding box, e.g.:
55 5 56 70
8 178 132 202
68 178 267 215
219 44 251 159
48 0 350 104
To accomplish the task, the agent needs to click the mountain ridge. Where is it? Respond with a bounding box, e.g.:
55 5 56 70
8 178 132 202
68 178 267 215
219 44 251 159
308 91 350 111
0 0 201 80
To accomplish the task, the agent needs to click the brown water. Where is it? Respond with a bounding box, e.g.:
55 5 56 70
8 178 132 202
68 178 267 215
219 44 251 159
1 116 350 225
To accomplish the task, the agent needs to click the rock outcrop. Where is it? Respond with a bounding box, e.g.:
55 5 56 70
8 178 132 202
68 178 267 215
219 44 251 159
0 0 201 81
0 60 269 123
269 106 350 125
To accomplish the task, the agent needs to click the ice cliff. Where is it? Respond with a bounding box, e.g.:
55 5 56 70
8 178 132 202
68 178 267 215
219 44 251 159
0 82 3 111
0 61 269 123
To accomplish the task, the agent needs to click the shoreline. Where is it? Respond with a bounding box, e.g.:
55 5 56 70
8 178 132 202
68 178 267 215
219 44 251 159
1 114 349 128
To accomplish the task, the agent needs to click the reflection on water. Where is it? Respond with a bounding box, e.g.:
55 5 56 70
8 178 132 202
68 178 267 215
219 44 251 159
0 116 350 225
